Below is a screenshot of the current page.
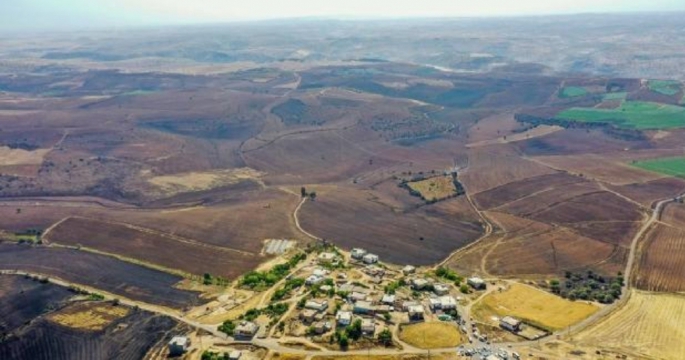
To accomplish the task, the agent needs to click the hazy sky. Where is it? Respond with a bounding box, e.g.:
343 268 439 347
2 0 684 32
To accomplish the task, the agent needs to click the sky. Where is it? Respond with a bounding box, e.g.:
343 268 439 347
1 0 684 32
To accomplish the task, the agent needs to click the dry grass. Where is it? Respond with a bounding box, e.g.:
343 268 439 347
0 146 50 166
147 167 264 195
635 223 685 292
398 322 463 349
577 291 685 360
313 354 457 360
406 176 457 201
48 302 129 331
530 154 663 185
473 283 598 331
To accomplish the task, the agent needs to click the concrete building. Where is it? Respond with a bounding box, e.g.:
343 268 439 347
411 278 429 290
168 336 190 356
381 294 395 305
361 318 376 335
468 277 486 290
500 316 522 332
401 300 419 311
351 248 367 259
305 299 328 312
353 300 374 314
408 305 425 321
363 253 379 264
402 265 416 275
300 309 318 323
336 310 352 326
306 274 324 286
433 283 450 296
234 321 259 339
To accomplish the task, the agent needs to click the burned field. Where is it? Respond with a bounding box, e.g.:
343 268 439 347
0 243 202 309
0 275 74 335
0 301 180 360
45 217 264 279
299 185 483 265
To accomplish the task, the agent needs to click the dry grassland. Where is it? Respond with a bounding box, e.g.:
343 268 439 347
406 176 456 201
398 322 463 349
147 167 264 195
0 146 51 166
48 302 130 331
473 283 598 331
577 291 685 360
313 355 457 360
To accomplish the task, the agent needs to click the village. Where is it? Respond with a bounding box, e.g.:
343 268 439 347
164 242 575 360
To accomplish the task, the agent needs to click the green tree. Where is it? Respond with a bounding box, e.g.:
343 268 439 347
301 187 307 198
378 328 392 346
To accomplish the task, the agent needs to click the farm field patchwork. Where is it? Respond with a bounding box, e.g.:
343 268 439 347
557 101 685 129
473 283 599 331
398 322 463 349
0 243 203 308
577 291 685 360
0 303 179 360
602 92 627 101
632 156 685 177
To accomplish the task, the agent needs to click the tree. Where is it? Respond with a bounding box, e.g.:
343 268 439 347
347 319 363 340
378 328 392 346
459 284 470 294
309 191 317 201
301 187 307 198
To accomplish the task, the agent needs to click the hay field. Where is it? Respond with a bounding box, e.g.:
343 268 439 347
467 125 562 148
473 283 598 331
398 322 463 349
577 291 685 360
49 302 130 331
406 176 456 201
635 223 685 292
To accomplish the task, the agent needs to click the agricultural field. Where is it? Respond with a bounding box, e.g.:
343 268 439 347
647 79 682 96
632 156 685 177
635 223 685 292
45 217 264 279
473 283 599 331
0 243 202 308
0 275 74 334
576 291 685 360
0 303 180 360
405 175 458 201
530 153 663 185
398 322 463 349
298 186 483 265
559 86 588 98
48 302 130 331
556 101 685 129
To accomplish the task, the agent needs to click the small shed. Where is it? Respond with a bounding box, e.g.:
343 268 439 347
361 318 376 334
468 277 486 290
402 265 416 275
168 336 190 356
500 316 522 332
351 248 367 259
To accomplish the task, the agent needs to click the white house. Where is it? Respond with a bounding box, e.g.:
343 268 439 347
168 336 190 356
433 283 450 296
306 274 324 286
468 277 486 290
381 294 396 305
361 318 376 334
336 311 352 326
363 253 379 264
305 299 328 312
500 316 522 332
402 265 416 275
351 248 367 259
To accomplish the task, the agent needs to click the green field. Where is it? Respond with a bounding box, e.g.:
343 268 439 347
559 86 588 98
648 80 681 96
557 101 685 129
633 157 685 177
602 92 627 101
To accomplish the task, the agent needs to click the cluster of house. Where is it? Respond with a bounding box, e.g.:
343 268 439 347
299 298 332 334
350 248 379 264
